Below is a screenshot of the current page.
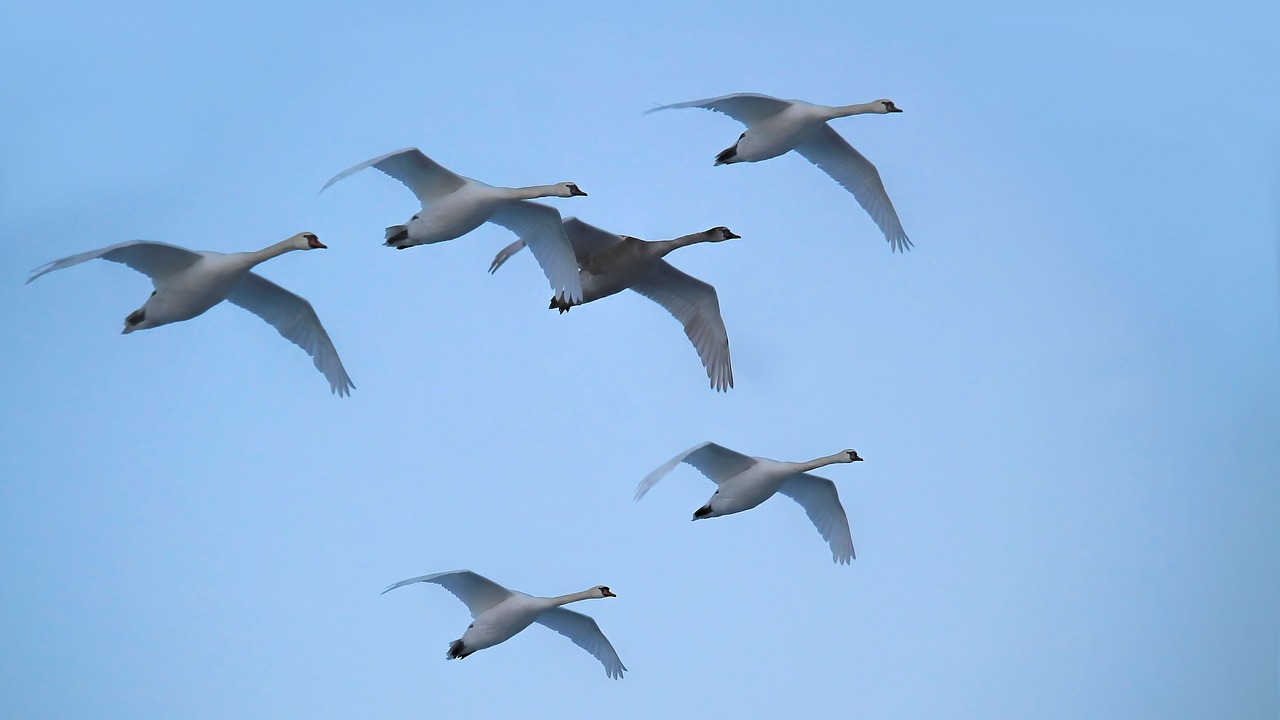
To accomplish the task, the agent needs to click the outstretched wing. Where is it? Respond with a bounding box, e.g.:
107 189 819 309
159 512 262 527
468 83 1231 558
535 607 627 679
488 201 583 303
635 441 756 501
226 273 355 397
777 473 856 564
794 124 911 252
381 570 514 618
27 241 202 285
487 217 622 274
646 93 792 125
321 147 466 205
630 261 732 392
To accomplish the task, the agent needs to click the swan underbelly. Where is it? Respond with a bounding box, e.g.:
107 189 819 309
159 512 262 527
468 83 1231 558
704 467 787 517
460 600 540 652
142 261 245 326
407 189 501 245
735 110 818 162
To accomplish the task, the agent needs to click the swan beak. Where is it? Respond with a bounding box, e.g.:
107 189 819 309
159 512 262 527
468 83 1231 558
725 231 741 239
602 588 617 598
308 238 328 249
888 106 903 113
570 187 588 197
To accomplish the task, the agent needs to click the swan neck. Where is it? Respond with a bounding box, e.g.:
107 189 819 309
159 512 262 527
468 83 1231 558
245 239 299 266
652 231 711 257
795 453 849 472
824 102 881 119
546 589 598 607
509 185 562 200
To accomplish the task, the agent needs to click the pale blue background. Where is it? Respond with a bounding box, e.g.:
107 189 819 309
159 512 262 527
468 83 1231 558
1 1 1277 718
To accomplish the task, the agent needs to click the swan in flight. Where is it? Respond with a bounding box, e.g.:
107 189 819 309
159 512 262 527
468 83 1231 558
27 232 354 396
636 442 862 563
648 93 911 252
487 218 738 391
382 570 626 679
322 147 586 302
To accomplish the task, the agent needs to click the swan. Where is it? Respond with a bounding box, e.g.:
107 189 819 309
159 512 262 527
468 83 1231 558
487 218 738 391
321 147 586 302
382 570 626 679
648 93 911 252
635 442 862 564
26 232 354 396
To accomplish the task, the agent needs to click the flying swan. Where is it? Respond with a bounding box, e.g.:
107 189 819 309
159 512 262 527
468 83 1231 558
382 570 626 679
636 442 862 563
27 232 354 396
648 93 911 252
321 147 586 302
487 218 738 391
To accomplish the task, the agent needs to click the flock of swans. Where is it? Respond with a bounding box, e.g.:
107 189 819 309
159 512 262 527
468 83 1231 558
27 93 910 678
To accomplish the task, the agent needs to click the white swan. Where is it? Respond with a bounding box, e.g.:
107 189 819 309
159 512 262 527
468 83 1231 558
648 93 911 252
321 147 586 302
487 218 738 391
636 442 862 564
27 232 354 396
382 570 626 679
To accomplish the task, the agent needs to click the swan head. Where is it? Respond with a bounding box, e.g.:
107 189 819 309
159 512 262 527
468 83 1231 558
292 232 327 250
876 100 903 114
592 585 617 598
705 226 740 242
553 182 588 198
843 449 864 462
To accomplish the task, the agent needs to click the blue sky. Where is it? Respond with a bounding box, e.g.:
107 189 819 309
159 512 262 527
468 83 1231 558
1 1 1277 718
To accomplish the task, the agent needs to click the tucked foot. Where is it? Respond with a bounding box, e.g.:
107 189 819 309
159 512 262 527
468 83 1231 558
446 639 468 660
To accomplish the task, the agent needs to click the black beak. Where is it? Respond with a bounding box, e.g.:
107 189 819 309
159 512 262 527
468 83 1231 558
724 231 741 239
570 187 588 197
889 106 903 113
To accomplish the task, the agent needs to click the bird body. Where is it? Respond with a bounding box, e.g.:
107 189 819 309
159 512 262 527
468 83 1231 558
27 233 354 396
488 218 737 391
648 93 911 251
382 570 626 679
322 147 586 301
636 442 862 563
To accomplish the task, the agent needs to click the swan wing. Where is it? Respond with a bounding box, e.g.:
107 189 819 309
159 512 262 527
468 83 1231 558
486 216 621 274
535 607 627 679
487 238 526 274
794 124 911 252
629 262 733 392
225 273 355 397
646 93 791 125
380 570 514 618
27 241 202 285
488 201 583 302
321 147 466 205
635 441 756 501
777 473 856 564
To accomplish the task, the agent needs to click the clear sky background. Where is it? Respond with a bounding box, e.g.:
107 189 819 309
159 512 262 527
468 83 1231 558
1 1 1277 718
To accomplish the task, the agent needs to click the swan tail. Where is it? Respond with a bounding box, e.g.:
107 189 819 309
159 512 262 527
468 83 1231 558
549 295 574 314
121 307 145 334
383 225 410 249
446 639 467 660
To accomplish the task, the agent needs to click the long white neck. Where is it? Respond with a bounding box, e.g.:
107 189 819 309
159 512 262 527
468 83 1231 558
794 452 853 473
506 184 569 201
244 238 302 267
544 588 601 608
821 102 885 120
